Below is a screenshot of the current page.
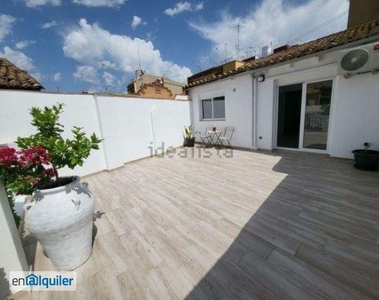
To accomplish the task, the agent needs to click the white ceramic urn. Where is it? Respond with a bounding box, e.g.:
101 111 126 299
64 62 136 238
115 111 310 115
24 176 95 271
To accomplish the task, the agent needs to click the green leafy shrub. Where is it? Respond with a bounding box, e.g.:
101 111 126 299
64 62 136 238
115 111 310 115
16 103 102 186
0 103 102 226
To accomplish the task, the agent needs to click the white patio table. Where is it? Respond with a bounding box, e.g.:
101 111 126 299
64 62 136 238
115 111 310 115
206 130 222 148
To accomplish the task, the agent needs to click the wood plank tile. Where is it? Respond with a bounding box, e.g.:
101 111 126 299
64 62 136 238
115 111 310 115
296 244 379 298
18 148 379 300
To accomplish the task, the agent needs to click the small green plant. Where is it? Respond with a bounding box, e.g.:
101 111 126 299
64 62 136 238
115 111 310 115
16 103 102 186
184 125 194 139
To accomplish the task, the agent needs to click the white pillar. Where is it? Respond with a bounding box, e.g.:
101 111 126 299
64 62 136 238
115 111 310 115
0 180 28 298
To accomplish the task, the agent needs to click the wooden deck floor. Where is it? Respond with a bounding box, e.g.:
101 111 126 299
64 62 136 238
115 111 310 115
14 148 379 299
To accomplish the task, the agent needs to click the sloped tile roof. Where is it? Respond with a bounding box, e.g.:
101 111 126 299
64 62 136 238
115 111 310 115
187 18 379 88
0 58 43 91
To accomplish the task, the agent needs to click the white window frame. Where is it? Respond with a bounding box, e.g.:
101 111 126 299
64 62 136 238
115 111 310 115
273 77 335 154
199 95 226 121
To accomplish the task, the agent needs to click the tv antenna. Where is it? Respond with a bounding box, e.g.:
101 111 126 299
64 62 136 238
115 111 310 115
135 40 145 80
232 22 243 59
137 40 142 71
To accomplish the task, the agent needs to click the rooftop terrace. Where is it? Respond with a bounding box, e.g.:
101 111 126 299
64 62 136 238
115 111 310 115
13 148 379 299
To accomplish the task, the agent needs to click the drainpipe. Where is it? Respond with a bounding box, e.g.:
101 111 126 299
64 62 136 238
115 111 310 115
251 73 258 149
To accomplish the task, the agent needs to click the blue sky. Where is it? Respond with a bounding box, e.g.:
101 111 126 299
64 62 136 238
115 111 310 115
0 0 348 93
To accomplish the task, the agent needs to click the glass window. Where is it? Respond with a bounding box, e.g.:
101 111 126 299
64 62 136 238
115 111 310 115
200 96 225 120
202 99 212 119
213 97 225 119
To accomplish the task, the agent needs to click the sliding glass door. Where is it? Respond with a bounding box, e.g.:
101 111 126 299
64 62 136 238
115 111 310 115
276 79 333 152
277 84 302 148
302 80 332 150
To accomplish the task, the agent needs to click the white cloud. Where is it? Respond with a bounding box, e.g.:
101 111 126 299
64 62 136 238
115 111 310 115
164 2 204 16
53 72 61 81
15 40 36 49
71 0 126 7
42 20 57 29
0 14 16 42
30 72 45 82
73 65 100 84
0 46 34 71
189 0 349 64
103 71 116 87
22 0 61 7
63 19 191 84
146 29 158 41
164 2 192 17
131 16 146 30
194 2 204 11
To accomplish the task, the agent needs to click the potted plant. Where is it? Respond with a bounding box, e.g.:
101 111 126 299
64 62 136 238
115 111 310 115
183 125 195 147
352 142 379 171
1 103 102 271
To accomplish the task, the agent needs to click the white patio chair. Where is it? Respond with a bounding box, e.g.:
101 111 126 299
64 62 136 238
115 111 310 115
218 126 235 148
196 127 213 148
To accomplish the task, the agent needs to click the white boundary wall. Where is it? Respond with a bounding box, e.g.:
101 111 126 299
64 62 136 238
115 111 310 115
0 91 190 176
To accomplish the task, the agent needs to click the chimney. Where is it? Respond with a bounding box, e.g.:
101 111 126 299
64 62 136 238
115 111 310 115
347 0 379 29
262 45 273 57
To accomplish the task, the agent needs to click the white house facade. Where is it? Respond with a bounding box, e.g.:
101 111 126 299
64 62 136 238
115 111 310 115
188 19 379 159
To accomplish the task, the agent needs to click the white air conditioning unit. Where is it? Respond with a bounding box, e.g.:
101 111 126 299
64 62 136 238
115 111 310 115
337 43 379 76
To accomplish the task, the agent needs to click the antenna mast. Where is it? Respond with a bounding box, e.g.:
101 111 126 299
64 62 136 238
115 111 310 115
235 22 243 59
137 40 142 71
135 40 145 80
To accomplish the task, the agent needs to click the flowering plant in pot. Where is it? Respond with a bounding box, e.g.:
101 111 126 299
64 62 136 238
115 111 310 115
352 142 379 171
3 103 102 271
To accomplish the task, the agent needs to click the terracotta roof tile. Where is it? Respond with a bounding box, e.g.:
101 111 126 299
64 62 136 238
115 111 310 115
186 18 379 89
0 57 43 91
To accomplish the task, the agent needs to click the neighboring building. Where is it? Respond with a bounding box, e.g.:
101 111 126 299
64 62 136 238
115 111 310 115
186 7 379 159
127 72 185 96
137 82 173 99
348 0 379 29
187 57 257 86
187 47 290 86
0 58 43 91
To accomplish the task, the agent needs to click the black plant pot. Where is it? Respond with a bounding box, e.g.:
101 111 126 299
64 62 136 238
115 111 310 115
183 137 195 147
352 149 379 171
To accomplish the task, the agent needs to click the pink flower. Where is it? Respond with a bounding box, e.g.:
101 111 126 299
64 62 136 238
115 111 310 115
0 147 17 164
18 147 50 165
0 146 54 195
43 168 55 177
